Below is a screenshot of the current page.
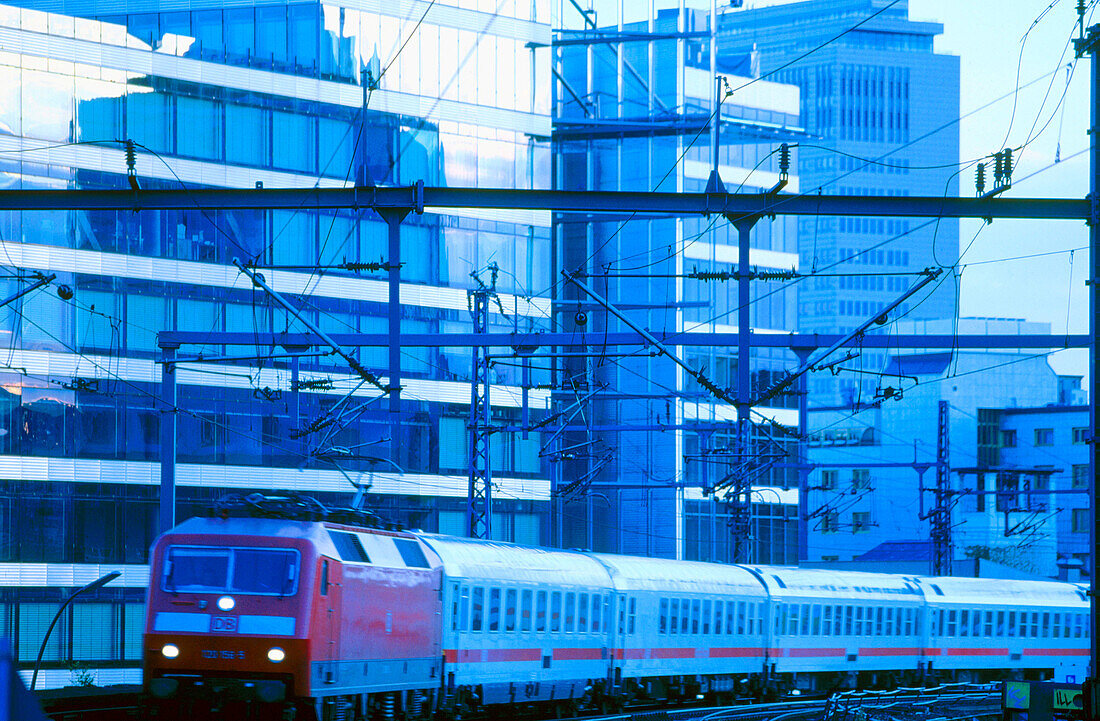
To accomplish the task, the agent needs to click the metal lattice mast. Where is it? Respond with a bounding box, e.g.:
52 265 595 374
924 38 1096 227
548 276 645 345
931 400 952 575
466 267 498 539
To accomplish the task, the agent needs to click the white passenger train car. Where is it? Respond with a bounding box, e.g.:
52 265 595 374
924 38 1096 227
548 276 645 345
592 554 767 697
745 567 926 681
916 576 1088 683
423 535 614 707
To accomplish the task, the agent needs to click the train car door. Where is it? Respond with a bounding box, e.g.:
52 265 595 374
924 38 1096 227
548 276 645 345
320 557 344 685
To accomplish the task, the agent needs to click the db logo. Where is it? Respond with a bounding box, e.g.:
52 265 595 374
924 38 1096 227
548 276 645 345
212 616 238 632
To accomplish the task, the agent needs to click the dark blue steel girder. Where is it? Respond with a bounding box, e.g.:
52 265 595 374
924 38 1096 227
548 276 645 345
157 331 1089 351
0 186 1086 220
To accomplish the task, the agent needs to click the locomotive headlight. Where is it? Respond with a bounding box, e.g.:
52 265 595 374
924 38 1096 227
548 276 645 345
267 647 286 663
161 643 180 659
216 596 235 611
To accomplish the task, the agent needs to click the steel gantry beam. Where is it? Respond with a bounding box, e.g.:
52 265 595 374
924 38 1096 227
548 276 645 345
158 331 1089 351
0 187 1087 220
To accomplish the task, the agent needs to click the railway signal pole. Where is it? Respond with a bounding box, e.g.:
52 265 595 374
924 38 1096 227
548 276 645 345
1073 6 1100 714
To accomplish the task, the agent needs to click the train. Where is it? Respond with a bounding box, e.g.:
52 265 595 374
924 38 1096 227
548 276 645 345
143 494 1089 721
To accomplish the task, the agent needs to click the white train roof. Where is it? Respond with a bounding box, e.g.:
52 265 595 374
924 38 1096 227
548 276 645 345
591 554 766 596
916 576 1088 608
416 534 612 588
744 565 924 602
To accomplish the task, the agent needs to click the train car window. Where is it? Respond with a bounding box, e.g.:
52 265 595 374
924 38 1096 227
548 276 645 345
329 532 370 563
901 609 910 636
727 602 736 635
823 605 833 637
1041 612 1051 638
1007 610 1016 637
489 588 501 632
660 598 669 634
521 589 532 632
801 604 811 636
854 607 864 636
947 610 957 637
681 599 690 634
670 599 680 635
620 598 627 635
833 606 842 636
550 591 561 632
605 596 613 633
627 597 636 635
394 539 430 568
589 594 599 633
564 592 575 632
702 600 711 635
812 605 822 636
1031 611 1041 638
844 606 853 636
578 593 588 632
471 587 484 632
536 590 547 632
1052 613 1061 639
451 583 461 631
789 605 800 636
984 611 993 637
914 610 920 636
459 586 470 632
774 604 785 636
691 599 700 634
885 607 894 635
505 589 517 632
995 610 1005 636
757 603 765 635
321 559 329 596
959 610 969 638
715 601 724 635
971 610 981 637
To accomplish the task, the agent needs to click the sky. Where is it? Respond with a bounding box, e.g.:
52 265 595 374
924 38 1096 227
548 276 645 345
908 0 1092 383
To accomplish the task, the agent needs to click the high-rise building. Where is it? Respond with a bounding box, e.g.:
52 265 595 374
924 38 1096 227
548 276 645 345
719 0 960 406
0 0 552 686
553 1 803 562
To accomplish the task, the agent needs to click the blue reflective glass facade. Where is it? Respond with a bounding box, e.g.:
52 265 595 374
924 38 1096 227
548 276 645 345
0 0 553 685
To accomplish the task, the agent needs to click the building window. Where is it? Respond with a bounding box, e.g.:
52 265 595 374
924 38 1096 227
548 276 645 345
851 469 871 491
822 512 839 533
1072 508 1089 533
852 511 871 532
821 470 837 490
1072 427 1089 445
1001 429 1017 447
1073 464 1089 490
1034 428 1054 446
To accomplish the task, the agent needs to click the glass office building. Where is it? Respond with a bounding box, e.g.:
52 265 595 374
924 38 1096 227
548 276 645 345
720 0 960 406
553 1 802 562
0 0 552 686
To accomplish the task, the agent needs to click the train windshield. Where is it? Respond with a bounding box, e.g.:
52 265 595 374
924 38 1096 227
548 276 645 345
163 546 299 596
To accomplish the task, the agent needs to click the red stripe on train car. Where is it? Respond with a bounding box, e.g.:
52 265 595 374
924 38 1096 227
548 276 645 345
786 648 846 658
945 648 1009 656
650 648 695 659
708 647 766 658
1023 648 1090 656
859 648 920 657
553 648 603 661
922 648 942 655
445 649 457 663
486 649 542 662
